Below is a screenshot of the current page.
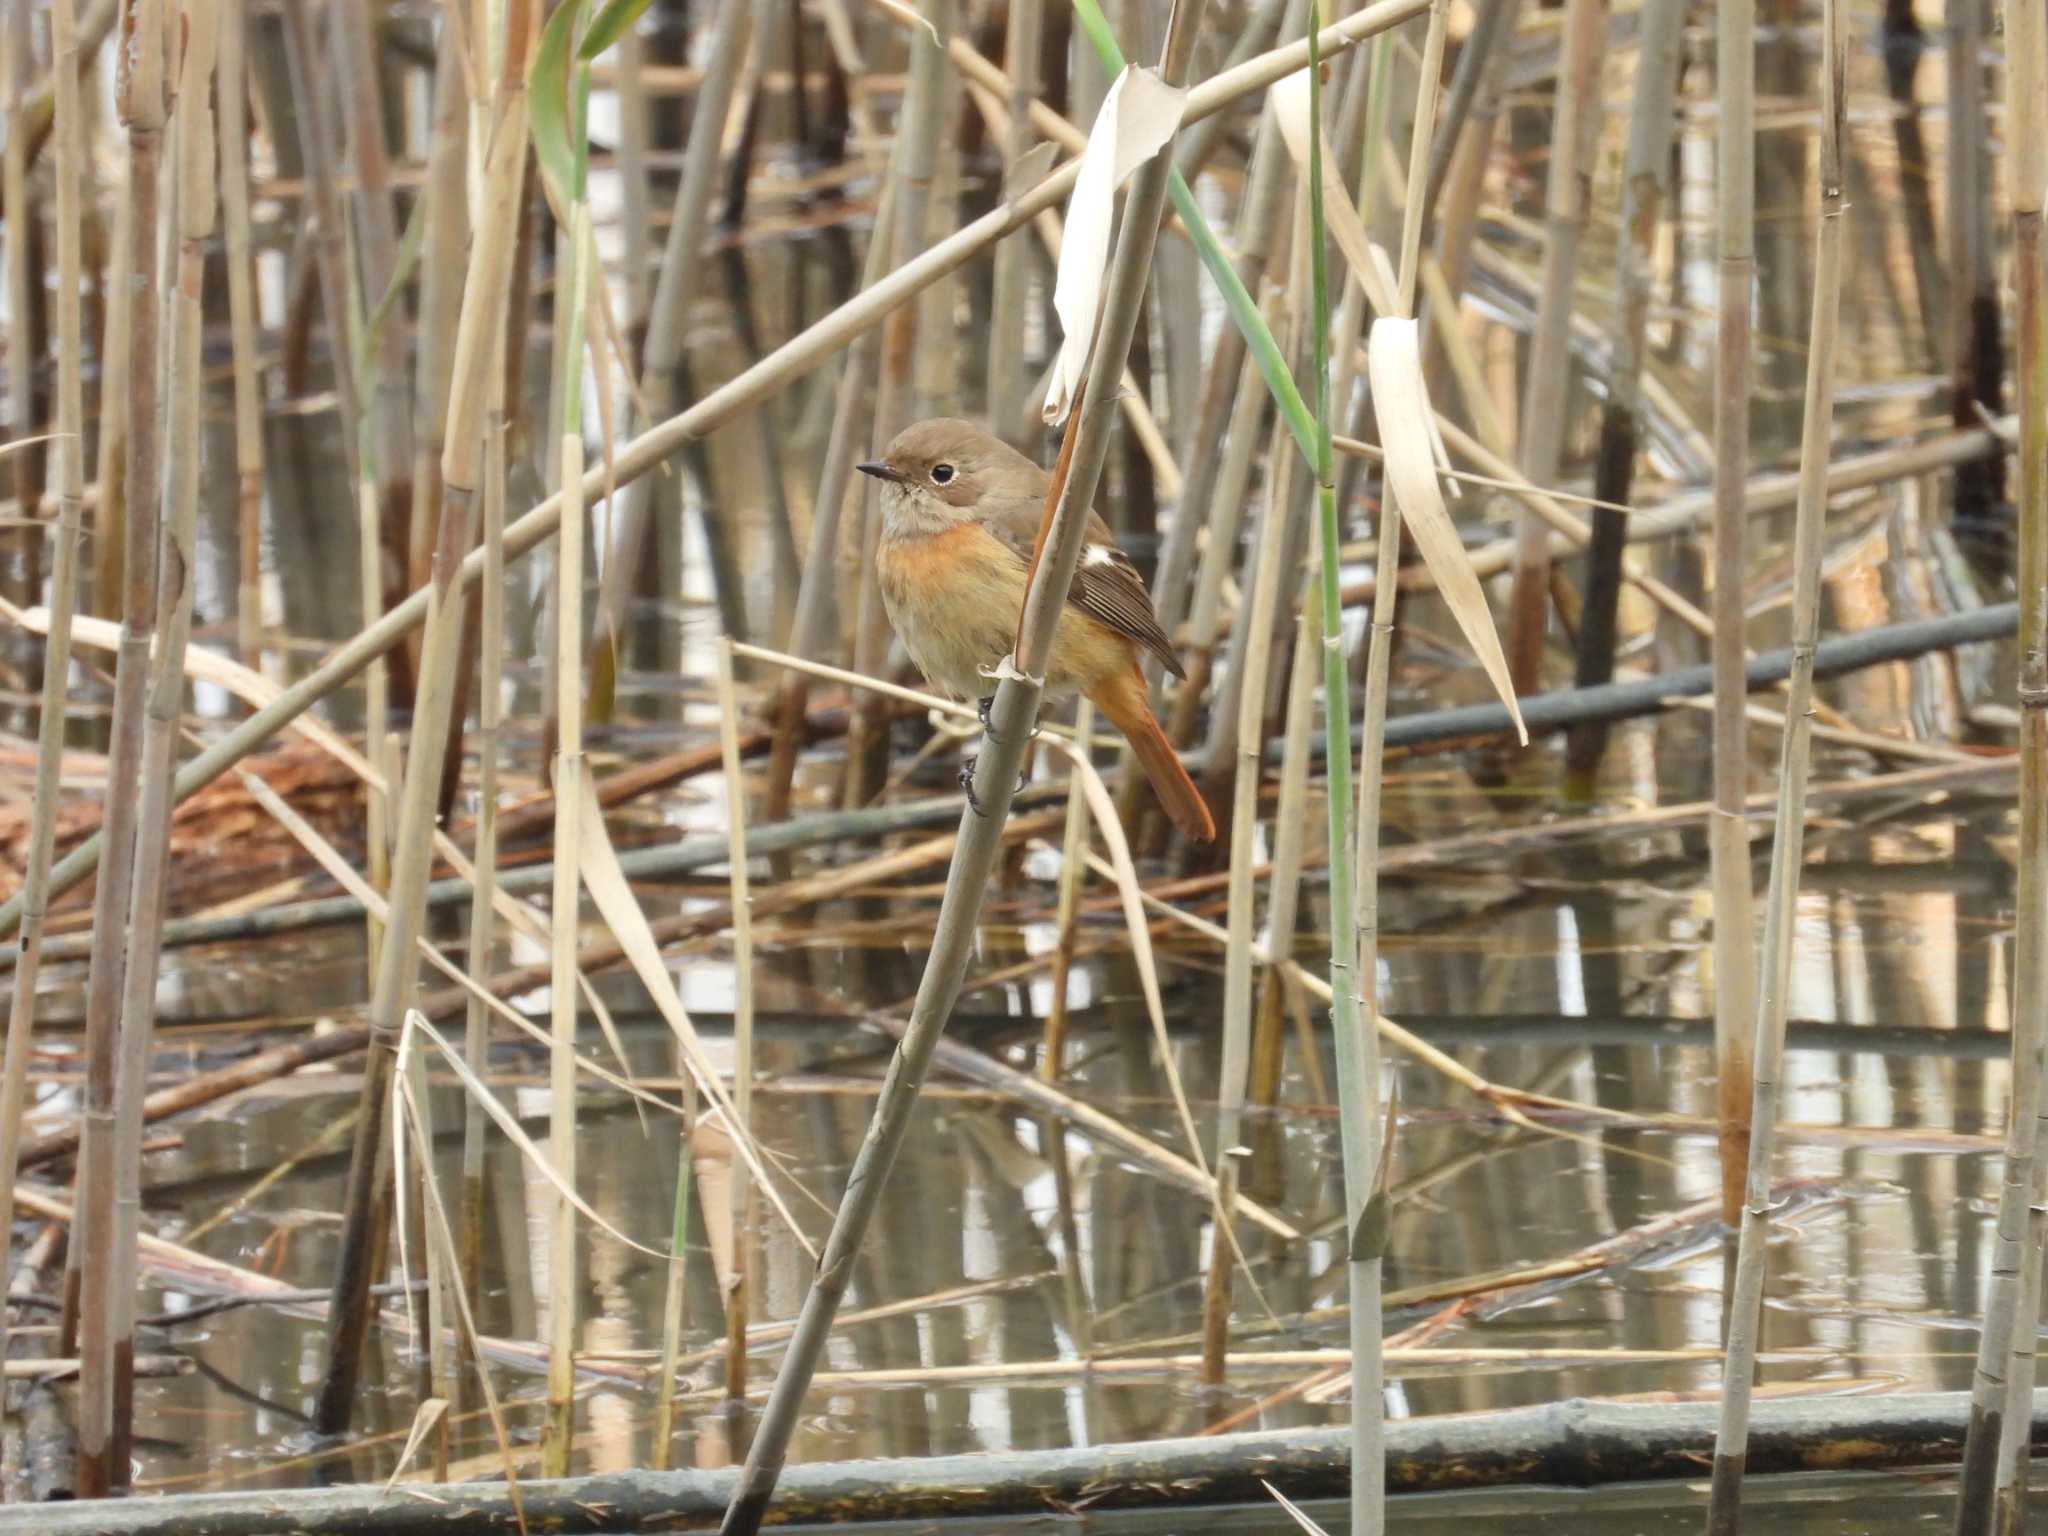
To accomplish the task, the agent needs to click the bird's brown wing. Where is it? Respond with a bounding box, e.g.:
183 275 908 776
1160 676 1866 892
982 498 1187 680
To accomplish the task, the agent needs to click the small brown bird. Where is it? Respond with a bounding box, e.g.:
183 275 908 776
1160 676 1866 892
859 418 1217 843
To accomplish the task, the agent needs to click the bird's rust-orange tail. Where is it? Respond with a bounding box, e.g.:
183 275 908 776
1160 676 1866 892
1090 668 1217 843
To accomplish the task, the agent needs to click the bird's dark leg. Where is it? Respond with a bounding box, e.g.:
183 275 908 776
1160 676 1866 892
977 695 999 743
958 755 987 818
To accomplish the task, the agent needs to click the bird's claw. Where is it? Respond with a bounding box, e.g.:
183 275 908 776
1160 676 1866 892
959 756 987 818
977 695 1000 743
958 753 1030 819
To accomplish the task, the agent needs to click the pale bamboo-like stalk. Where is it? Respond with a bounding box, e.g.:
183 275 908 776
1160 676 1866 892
104 5 219 1481
1958 4 2048 1531
986 0 1044 441
592 0 753 686
1206 213 1308 1388
217 0 265 665
614 23 652 324
714 638 757 1399
717 2 1211 1525
91 172 130 616
3 0 34 529
1502 0 1604 697
0 0 1434 948
1562 0 1683 797
315 36 533 1433
1041 698 1095 1076
543 432 586 1477
70 0 168 1493
0 0 89 1381
409 21 471 648
1704 0 1844 1524
1709 0 1759 1254
1340 5 1448 1526
459 411 510 1329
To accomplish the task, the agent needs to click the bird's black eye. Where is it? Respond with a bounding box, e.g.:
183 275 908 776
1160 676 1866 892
931 463 955 485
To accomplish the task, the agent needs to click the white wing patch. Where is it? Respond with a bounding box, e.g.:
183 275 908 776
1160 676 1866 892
1083 544 1116 567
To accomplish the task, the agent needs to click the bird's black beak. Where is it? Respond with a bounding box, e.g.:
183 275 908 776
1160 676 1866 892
857 461 905 484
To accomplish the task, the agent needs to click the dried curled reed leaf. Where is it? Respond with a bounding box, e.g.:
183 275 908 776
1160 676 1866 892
1268 71 1397 317
1368 317 1527 741
1045 65 1188 424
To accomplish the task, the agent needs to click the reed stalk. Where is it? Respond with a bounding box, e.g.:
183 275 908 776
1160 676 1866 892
103 4 219 1480
3 0 35 538
1947 0 2003 538
0 0 1431 949
1041 699 1094 1077
649 1070 698 1470
717 3 1211 1524
0 0 88 1384
759 156 899 836
1709 0 1759 1267
1955 5 2048 1531
1704 0 1844 1523
986 0 1044 441
69 0 168 1492
90 175 129 618
315 12 534 1433
1503 0 1603 698
846 0 951 809
544 430 586 1476
1561 0 1681 798
1207 206 1309 1388
458 406 509 1349
329 0 412 534
593 0 753 709
216 0 265 666
715 638 756 1402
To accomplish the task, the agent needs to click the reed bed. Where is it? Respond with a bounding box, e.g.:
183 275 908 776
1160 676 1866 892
0 1 2038 1532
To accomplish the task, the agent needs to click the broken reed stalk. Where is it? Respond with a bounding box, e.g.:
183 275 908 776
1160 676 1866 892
0 0 88 1383
1704 0 1844 1525
717 4 1211 1525
1954 5 2048 1530
316 22 534 1435
1502 0 1603 698
458 411 511 1329
68 0 168 1493
986 0 1044 440
1561 0 1682 797
1710 0 1759 1276
544 433 585 1477
593 0 753 713
715 637 756 1402
0 0 1431 950
216 0 264 665
104 2 219 1480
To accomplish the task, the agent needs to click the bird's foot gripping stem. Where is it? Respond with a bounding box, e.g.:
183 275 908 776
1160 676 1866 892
958 754 1031 819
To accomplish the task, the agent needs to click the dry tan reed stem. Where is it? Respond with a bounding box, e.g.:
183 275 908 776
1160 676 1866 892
715 638 756 1403
103 4 219 1479
0 0 89 1386
1041 698 1094 1077
544 434 586 1476
986 0 1043 438
1705 0 1844 1523
0 0 1433 951
1503 0 1603 697
69 0 167 1492
1710 0 1759 1256
316 25 534 1433
1956 4 2048 1529
216 0 264 664
2 0 34 531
